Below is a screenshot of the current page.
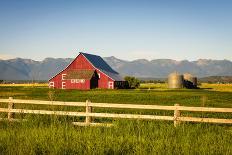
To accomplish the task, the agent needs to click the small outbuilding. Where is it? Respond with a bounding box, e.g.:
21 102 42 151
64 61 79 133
49 52 126 89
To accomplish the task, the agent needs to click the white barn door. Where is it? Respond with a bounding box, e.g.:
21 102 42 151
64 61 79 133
108 81 114 89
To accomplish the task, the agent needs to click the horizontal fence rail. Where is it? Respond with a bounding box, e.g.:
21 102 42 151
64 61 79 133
1 99 232 113
0 97 232 127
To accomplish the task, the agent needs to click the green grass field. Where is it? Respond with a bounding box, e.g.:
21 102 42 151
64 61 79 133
0 84 231 154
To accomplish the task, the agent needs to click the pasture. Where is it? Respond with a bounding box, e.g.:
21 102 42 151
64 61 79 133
0 83 232 154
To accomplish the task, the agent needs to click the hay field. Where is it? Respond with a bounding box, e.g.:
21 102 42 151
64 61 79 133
0 83 48 87
200 83 232 92
139 83 232 92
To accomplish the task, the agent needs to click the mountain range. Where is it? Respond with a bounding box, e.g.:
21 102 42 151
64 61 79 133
0 56 232 80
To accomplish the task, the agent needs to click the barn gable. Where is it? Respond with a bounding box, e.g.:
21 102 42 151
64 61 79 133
81 52 124 81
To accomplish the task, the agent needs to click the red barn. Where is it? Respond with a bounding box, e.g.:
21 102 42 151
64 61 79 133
48 52 126 89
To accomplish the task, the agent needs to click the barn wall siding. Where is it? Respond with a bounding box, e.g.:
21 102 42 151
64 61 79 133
51 72 91 90
69 55 94 70
65 79 90 90
96 70 114 89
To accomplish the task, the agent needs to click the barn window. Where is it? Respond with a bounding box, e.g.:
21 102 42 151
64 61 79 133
71 79 85 84
71 79 75 83
108 81 114 89
49 82 54 88
98 73 100 79
62 82 66 89
62 74 67 80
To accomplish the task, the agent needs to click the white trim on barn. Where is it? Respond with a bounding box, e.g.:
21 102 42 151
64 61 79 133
62 82 66 89
49 82 54 88
62 74 67 80
108 81 114 89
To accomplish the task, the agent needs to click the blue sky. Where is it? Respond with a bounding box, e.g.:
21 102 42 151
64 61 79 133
0 0 232 61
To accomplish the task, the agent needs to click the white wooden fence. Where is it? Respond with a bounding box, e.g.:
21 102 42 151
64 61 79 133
0 97 232 127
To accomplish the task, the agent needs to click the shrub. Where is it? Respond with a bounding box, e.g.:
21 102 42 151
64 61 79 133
124 76 140 89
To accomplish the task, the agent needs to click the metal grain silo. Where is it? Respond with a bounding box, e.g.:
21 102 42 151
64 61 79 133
168 72 184 88
192 77 197 87
183 73 197 88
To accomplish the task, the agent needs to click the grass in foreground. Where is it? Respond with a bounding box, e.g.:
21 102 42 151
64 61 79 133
0 84 231 154
0 117 231 155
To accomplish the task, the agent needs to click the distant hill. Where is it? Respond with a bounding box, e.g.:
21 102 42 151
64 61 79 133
0 56 232 81
0 58 72 80
104 57 232 78
198 76 232 83
137 76 232 83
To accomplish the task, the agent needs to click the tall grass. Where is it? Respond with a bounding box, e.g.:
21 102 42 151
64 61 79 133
0 85 231 154
0 117 231 155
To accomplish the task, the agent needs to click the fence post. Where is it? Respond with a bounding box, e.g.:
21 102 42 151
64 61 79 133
174 104 180 127
8 97 14 120
85 100 92 124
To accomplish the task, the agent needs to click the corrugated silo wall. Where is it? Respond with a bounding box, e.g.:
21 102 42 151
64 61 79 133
168 73 184 89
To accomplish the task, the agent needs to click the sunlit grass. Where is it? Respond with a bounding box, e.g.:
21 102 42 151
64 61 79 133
0 85 231 154
140 83 232 92
139 83 168 90
200 83 232 92
0 118 231 154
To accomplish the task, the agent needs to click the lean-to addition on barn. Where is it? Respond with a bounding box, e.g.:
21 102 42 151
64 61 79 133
48 52 126 89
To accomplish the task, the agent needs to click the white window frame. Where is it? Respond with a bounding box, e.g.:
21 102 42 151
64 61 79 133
108 81 114 89
71 79 75 83
49 82 54 88
98 73 100 79
62 74 67 80
62 81 66 89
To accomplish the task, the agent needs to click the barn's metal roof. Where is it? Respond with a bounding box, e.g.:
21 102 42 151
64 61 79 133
102 70 125 81
81 52 124 81
81 53 118 74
